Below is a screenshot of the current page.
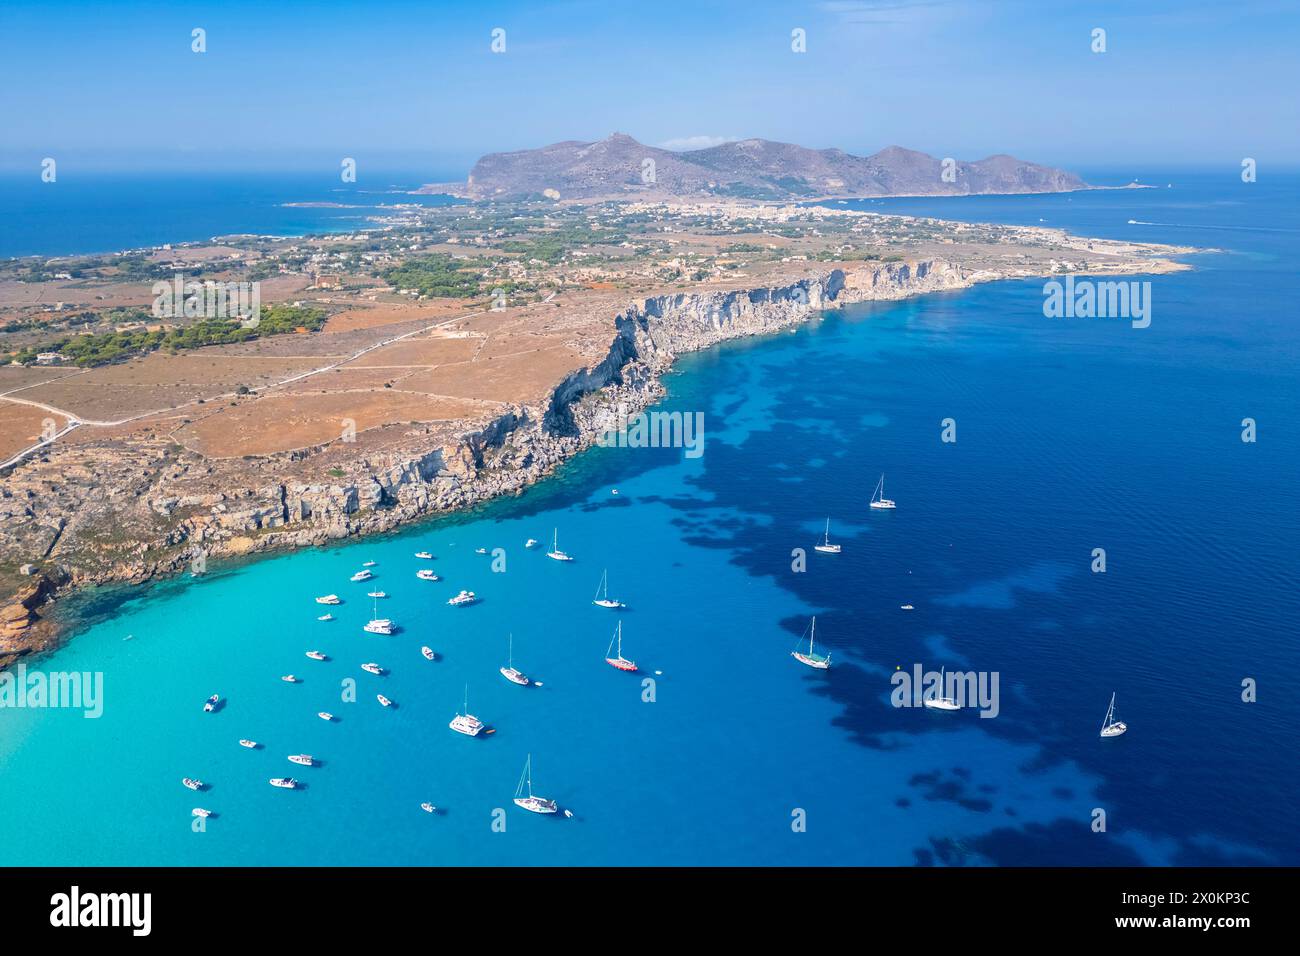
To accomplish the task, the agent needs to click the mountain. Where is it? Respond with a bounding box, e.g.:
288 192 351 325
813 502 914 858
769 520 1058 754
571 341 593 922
426 133 1088 201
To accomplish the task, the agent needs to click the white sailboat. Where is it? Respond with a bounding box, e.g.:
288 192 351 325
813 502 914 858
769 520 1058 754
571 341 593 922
791 617 831 669
512 754 558 814
869 474 897 510
546 528 573 562
500 633 530 686
814 517 842 554
449 685 484 736
592 569 624 608
924 666 960 710
1099 692 1127 738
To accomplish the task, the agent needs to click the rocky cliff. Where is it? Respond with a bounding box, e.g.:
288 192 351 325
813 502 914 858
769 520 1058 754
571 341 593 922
0 258 970 662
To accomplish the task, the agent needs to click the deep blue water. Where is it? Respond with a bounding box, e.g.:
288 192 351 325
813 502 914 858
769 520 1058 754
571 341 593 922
0 172 460 258
0 173 1296 865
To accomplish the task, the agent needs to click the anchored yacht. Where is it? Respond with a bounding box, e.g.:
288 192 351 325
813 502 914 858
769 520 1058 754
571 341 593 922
512 754 559 814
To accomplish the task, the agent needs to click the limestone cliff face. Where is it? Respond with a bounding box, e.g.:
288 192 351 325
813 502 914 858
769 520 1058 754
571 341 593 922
0 258 970 657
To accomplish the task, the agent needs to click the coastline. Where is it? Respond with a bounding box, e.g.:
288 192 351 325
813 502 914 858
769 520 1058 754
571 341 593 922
0 238 1195 663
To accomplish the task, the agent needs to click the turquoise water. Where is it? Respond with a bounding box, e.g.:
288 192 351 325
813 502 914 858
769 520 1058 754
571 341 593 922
1 173 1297 865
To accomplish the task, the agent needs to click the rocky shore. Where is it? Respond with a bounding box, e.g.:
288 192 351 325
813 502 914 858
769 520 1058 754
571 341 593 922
0 254 1177 663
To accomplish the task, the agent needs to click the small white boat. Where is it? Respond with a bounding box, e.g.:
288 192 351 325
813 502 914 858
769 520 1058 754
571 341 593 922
288 754 314 766
414 551 434 560
361 662 383 676
1100 692 1128 738
192 808 213 818
605 621 637 672
203 694 221 712
318 712 335 722
900 604 915 611
416 569 439 581
281 675 300 683
512 754 558 814
791 617 830 669
447 589 477 607
592 569 625 609
316 613 334 622
366 590 387 599
525 538 539 549
182 778 204 791
474 547 489 555
420 802 436 814
377 694 393 708
350 570 373 582
814 517 842 554
362 561 376 567
546 528 573 562
315 594 341 605
449 686 484 736
924 666 960 711
239 739 259 749
869 474 897 510
500 633 530 686
421 646 436 661
305 650 327 661
269 777 298 789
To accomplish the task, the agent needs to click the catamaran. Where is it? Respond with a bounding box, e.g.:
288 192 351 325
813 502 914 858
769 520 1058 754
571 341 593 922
364 596 395 633
592 569 625 608
604 621 637 672
500 633 530 685
449 686 485 736
1100 692 1127 738
791 617 830 669
546 528 573 562
512 754 558 814
814 517 842 554
924 666 960 710
869 474 897 510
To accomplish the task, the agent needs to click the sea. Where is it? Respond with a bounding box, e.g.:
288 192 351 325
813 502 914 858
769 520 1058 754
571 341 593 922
0 170 1297 866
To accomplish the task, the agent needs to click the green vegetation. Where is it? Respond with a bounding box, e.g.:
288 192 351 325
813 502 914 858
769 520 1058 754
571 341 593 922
381 255 481 298
9 304 326 368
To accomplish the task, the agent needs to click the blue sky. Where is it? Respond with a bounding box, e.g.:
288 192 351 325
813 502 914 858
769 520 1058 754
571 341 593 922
1 0 1296 174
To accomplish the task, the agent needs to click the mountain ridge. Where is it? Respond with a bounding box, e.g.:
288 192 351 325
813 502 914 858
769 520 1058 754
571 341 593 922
421 133 1089 201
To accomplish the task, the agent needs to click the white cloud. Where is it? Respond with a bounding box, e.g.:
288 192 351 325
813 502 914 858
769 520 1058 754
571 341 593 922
657 135 740 152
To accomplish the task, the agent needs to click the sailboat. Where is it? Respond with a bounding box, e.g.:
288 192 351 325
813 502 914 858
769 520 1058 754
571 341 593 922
449 685 484 736
500 633 530 686
546 528 573 562
924 666 960 710
592 569 624 608
604 621 637 672
512 754 558 814
791 617 831 669
814 517 842 554
869 474 897 510
363 595 394 634
1099 692 1127 738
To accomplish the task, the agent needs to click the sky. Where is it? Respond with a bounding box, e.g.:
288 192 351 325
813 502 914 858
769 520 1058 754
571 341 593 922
1 0 1297 176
